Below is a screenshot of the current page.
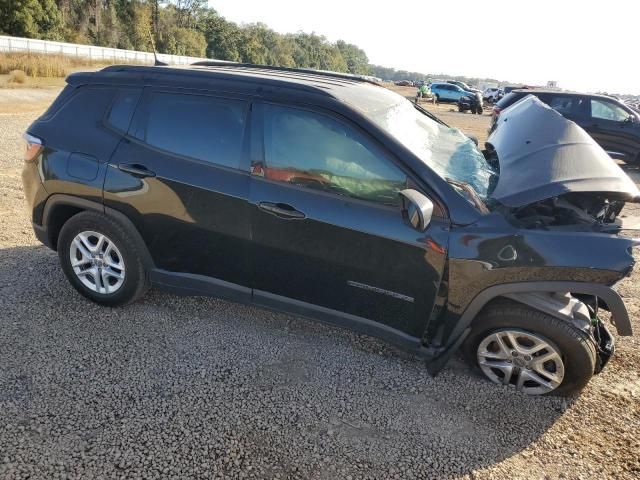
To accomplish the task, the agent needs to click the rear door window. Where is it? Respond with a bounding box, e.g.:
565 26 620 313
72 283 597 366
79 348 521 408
106 88 141 133
141 92 246 169
547 95 585 117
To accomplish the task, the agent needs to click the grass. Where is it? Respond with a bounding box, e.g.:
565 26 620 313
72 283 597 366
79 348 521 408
0 52 131 88
8 70 26 84
0 52 119 78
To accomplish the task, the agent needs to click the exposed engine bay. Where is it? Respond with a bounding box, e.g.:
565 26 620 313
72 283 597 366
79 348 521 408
508 193 626 230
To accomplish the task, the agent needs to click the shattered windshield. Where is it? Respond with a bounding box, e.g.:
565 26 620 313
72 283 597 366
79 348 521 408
368 100 496 202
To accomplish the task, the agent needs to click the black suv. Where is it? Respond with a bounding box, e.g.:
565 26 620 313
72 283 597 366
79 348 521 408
492 90 640 164
22 63 639 396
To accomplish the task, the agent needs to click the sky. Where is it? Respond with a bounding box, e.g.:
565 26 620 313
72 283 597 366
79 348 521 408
209 0 640 95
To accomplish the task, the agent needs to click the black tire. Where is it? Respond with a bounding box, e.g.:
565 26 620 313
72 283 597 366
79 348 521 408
477 106 484 115
470 105 477 114
435 94 439 104
458 104 464 112
462 300 597 396
57 211 149 306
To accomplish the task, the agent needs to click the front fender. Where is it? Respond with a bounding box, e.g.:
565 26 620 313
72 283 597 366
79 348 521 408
448 281 632 343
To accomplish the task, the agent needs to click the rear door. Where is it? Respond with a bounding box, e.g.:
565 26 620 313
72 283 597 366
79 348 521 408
104 88 252 295
441 85 454 101
586 98 640 162
249 102 449 338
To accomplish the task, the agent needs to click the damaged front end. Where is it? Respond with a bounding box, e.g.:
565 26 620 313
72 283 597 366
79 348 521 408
485 95 640 231
434 96 640 376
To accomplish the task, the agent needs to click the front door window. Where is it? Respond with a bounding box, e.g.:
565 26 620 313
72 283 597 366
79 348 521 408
256 104 408 207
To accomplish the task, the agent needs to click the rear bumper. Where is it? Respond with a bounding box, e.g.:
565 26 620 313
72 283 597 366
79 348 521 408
21 161 48 225
32 222 52 249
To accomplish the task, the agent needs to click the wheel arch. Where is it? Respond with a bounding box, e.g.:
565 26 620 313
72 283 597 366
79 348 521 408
41 194 154 269
451 281 631 341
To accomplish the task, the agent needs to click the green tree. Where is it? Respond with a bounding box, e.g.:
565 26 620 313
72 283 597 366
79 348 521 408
163 26 205 56
336 40 370 75
198 9 243 61
291 32 347 72
130 1 152 51
0 0 64 39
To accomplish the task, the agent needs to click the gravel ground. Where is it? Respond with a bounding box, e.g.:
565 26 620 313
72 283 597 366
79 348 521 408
0 92 639 479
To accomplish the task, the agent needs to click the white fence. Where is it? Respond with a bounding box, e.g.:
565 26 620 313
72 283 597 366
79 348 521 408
0 35 208 65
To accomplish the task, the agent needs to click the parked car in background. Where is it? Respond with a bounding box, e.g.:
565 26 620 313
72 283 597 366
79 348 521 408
446 80 481 94
502 85 534 96
626 100 640 114
21 63 639 397
457 91 484 114
492 90 640 164
483 87 503 103
430 82 473 103
414 83 432 104
395 80 414 87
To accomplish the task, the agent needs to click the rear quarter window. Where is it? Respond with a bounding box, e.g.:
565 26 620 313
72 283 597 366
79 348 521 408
39 84 77 121
29 86 122 160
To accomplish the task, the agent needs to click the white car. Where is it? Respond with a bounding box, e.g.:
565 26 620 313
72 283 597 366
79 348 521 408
483 87 503 103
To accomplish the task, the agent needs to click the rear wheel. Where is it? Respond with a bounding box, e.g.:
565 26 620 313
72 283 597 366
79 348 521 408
58 211 149 306
477 106 484 114
462 300 597 396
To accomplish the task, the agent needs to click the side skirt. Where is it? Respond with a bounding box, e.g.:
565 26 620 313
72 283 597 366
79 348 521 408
253 290 437 360
150 269 252 304
149 269 439 363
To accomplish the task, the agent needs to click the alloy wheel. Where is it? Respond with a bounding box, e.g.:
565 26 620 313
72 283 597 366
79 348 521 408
69 230 125 295
477 329 565 395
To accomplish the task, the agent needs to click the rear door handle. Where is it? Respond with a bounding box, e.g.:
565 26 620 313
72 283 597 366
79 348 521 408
258 201 306 220
117 163 156 178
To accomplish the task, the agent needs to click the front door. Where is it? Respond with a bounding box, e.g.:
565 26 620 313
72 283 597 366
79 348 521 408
586 98 640 162
249 102 449 338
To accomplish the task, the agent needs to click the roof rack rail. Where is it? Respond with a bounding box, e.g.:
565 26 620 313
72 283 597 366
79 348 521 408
190 61 381 86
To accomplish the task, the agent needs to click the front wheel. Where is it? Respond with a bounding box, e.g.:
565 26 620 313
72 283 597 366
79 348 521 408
58 211 149 306
462 300 597 396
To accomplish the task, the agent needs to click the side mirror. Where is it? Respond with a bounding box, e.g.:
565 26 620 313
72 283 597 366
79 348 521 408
399 189 434 231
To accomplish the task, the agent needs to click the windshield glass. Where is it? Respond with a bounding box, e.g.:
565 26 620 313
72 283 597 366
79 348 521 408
368 100 496 201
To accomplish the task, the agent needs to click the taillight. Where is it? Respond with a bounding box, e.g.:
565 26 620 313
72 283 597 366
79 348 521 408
23 133 42 163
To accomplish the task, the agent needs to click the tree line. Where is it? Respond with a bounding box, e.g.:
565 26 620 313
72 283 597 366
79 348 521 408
0 1 371 74
0 0 503 86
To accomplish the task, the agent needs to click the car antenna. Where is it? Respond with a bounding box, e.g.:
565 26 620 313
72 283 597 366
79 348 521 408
148 29 168 66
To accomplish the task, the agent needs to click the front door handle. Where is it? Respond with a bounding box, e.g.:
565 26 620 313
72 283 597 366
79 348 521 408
117 163 156 178
258 201 306 220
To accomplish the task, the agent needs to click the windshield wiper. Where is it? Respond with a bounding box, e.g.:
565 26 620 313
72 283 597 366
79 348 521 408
413 103 448 127
446 178 490 214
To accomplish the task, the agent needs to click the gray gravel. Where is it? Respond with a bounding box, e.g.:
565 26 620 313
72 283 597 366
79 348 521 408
1 104 639 479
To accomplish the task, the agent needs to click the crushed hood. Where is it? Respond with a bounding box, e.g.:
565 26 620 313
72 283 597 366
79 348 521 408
487 95 640 208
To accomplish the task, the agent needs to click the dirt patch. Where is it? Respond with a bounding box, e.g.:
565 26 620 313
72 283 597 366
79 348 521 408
0 87 62 114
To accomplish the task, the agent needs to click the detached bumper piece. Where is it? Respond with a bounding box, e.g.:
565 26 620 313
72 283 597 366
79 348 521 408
594 319 615 374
